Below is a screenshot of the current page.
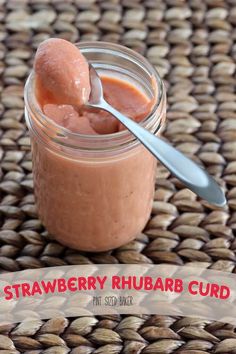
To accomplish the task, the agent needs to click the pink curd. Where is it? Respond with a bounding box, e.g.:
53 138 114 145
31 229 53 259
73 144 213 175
25 39 165 251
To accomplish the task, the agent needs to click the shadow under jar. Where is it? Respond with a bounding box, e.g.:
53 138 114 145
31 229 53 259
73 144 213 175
24 41 166 252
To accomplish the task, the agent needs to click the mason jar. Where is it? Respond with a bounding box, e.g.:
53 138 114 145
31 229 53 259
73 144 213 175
24 41 166 252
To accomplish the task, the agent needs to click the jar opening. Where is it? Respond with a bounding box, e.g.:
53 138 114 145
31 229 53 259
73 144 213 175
24 41 165 155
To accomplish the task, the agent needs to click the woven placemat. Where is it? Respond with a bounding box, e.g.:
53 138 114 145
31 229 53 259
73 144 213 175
0 0 236 353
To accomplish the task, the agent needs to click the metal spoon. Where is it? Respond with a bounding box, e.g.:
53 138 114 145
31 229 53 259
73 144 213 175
87 64 226 206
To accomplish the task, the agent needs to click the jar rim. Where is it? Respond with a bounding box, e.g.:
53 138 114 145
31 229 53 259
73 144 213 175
24 41 165 154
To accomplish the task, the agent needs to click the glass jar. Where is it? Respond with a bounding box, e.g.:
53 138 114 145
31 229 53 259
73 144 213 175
24 41 166 252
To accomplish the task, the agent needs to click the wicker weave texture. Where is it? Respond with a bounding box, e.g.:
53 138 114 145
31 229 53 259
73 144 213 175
0 0 236 353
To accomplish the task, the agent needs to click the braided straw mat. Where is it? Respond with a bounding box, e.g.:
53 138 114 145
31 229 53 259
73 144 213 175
0 0 236 353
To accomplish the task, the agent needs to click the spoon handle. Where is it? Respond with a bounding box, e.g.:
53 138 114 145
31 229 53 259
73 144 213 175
101 100 226 206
